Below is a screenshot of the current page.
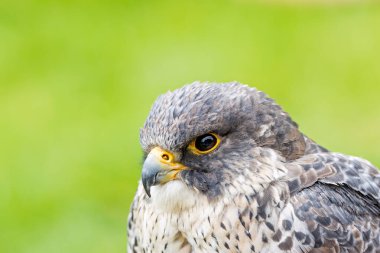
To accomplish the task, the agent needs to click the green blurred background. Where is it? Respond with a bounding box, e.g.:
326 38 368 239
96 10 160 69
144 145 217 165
1 0 379 252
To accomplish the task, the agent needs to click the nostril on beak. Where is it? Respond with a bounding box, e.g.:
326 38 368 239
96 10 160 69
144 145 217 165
162 154 169 161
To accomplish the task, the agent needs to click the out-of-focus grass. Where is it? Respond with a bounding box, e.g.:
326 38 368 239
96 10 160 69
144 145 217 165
0 0 379 252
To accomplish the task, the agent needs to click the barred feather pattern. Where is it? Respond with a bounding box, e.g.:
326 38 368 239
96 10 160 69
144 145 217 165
128 82 380 253
128 148 380 252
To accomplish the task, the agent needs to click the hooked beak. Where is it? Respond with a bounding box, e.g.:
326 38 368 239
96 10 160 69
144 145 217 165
142 147 187 197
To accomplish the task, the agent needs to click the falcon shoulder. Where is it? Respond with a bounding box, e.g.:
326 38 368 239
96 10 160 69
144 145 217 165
288 153 380 252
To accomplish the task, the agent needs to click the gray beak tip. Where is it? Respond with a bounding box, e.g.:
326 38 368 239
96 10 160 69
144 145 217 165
143 181 152 198
142 171 156 198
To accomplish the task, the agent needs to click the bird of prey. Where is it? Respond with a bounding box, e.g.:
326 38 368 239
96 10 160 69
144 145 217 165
127 81 380 253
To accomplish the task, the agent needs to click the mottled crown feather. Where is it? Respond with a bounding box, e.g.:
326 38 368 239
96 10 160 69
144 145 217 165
130 81 380 253
140 81 307 160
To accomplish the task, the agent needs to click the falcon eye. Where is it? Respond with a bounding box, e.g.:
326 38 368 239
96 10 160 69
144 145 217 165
188 133 221 155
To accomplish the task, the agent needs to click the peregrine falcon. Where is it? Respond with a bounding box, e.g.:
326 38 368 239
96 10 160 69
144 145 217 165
127 82 380 253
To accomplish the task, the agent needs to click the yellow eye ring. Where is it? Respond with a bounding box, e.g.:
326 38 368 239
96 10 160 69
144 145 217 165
188 133 221 155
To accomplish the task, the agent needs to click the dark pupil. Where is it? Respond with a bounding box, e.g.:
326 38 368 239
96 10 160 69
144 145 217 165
195 134 217 151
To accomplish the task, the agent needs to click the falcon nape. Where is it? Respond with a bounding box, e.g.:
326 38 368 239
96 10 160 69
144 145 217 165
128 82 380 253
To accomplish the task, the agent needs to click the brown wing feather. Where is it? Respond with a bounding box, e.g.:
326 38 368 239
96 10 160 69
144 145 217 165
288 153 380 252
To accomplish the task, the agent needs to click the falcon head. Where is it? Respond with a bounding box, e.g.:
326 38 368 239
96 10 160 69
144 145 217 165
140 82 306 202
